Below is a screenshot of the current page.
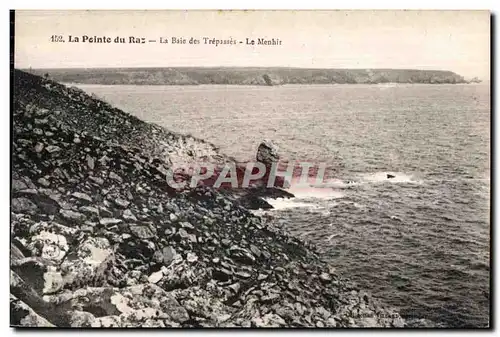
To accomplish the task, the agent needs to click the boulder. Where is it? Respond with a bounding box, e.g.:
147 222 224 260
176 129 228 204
237 194 274 210
10 295 55 327
129 225 154 239
68 310 96 327
262 74 274 86
12 197 38 214
154 246 177 266
60 209 86 222
43 283 190 327
256 140 280 166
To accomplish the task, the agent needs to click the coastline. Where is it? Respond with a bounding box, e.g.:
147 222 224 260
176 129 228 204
64 82 486 88
25 67 476 86
11 69 405 328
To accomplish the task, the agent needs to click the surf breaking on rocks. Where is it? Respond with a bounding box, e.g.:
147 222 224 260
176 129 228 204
166 161 334 189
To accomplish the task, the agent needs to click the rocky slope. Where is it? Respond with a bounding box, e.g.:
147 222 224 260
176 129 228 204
11 69 404 328
28 67 470 85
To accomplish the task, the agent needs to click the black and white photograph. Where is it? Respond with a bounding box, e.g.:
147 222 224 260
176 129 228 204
10 9 491 328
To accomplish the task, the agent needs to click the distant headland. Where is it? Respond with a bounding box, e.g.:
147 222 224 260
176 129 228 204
25 67 480 86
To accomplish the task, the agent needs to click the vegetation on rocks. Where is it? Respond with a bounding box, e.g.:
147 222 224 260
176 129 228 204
11 69 404 328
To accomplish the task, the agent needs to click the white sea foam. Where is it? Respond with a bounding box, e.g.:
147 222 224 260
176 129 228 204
264 198 322 210
358 172 421 184
285 185 345 200
262 184 345 211
263 172 418 211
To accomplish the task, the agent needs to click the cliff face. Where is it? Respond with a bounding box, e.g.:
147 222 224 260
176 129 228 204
28 67 467 85
11 69 404 328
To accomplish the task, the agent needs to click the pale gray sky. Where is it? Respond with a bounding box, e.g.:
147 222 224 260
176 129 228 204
15 10 490 79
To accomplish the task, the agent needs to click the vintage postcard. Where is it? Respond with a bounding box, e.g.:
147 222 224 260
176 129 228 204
11 10 490 328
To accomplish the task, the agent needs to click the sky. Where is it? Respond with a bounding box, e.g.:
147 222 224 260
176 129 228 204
14 10 491 80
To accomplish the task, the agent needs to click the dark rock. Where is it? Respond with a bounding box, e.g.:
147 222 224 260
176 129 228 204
250 245 262 258
213 268 233 282
11 197 38 214
180 221 194 230
37 177 51 187
72 192 92 202
98 207 113 217
60 209 86 222
122 209 137 221
238 194 274 210
11 243 26 261
155 246 176 266
12 179 29 191
45 145 61 153
11 259 47 295
262 251 271 260
160 293 190 323
177 228 189 239
114 198 130 208
34 143 44 153
129 225 154 239
229 246 256 265
257 273 268 281
89 176 104 185
10 295 54 327
235 271 251 279
99 218 122 226
262 74 274 86
109 172 123 182
261 293 280 303
256 140 280 165
387 174 396 179
79 205 99 215
86 155 95 170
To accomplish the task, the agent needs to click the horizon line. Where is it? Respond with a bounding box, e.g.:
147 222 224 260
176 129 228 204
17 66 481 78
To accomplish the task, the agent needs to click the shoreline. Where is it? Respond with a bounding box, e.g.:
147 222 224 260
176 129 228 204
11 69 406 328
65 82 485 88
24 67 476 86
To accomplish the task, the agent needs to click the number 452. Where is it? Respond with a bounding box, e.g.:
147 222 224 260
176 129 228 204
50 35 64 42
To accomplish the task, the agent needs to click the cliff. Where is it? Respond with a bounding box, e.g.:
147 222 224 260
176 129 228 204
27 67 468 85
11 69 404 328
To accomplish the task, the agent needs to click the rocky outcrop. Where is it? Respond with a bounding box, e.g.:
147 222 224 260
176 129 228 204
232 187 295 210
262 74 273 86
255 140 293 191
256 140 280 167
467 77 482 84
11 69 404 328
